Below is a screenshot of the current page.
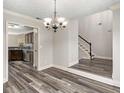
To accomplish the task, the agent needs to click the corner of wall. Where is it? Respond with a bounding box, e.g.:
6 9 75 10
37 64 53 71
68 60 78 67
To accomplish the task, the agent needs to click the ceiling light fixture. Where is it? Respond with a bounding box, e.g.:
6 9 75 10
8 24 20 29
43 0 68 32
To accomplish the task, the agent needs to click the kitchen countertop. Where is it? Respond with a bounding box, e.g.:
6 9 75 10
8 47 33 51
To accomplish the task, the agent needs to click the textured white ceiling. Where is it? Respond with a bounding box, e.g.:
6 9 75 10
8 23 34 35
3 0 119 19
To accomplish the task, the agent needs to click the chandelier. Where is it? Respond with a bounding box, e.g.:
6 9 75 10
43 0 68 32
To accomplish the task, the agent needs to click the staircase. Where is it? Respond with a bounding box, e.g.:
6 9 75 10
78 35 94 60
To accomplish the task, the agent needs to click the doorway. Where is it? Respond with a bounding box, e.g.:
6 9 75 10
7 23 38 69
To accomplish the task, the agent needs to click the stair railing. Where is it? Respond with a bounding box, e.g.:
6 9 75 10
78 35 92 60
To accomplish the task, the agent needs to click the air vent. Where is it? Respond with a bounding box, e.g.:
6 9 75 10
36 17 42 20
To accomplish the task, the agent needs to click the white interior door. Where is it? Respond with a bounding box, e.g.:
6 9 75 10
33 28 38 69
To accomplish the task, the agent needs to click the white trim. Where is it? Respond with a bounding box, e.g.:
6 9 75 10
68 60 78 67
3 77 8 83
94 56 112 60
33 28 39 69
53 65 120 87
3 80 6 83
79 57 90 60
4 21 9 83
37 28 41 71
37 65 53 71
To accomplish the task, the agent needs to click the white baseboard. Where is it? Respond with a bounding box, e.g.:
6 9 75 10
37 64 53 71
53 65 120 87
3 78 8 83
79 57 90 60
68 60 78 67
94 56 112 60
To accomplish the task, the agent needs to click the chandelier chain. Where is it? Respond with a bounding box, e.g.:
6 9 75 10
54 0 57 19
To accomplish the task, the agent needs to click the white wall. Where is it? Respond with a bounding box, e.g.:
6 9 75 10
3 14 7 83
8 34 25 47
39 28 53 69
8 35 18 47
3 10 53 82
53 29 69 67
112 5 120 82
68 20 79 66
53 20 78 67
79 10 113 59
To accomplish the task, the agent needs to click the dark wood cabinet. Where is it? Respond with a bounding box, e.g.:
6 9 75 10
9 50 23 61
25 32 33 44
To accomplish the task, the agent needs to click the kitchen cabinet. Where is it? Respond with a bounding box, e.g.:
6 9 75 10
25 32 34 44
9 50 23 61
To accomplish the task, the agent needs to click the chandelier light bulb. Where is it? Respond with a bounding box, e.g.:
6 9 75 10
63 21 68 26
43 22 48 26
57 17 65 23
44 18 52 23
8 25 13 28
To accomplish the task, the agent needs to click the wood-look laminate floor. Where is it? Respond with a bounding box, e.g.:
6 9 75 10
4 61 119 93
71 58 112 78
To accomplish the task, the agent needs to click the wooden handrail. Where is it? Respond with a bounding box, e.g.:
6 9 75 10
78 35 92 60
78 35 91 45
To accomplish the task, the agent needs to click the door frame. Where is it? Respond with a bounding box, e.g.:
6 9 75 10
33 28 39 69
5 20 40 82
